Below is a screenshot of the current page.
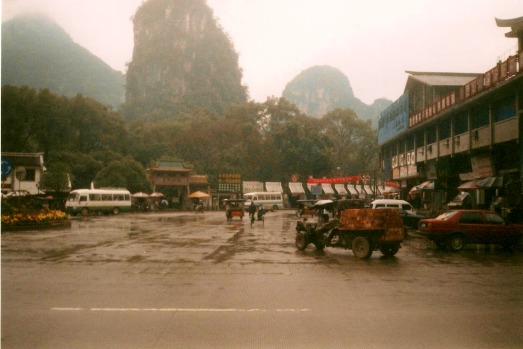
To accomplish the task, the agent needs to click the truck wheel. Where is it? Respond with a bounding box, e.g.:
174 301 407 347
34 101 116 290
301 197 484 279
380 244 400 257
447 234 465 251
295 232 309 251
313 241 325 251
352 236 373 259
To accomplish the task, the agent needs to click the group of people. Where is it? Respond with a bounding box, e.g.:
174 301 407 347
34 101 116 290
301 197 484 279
248 202 267 221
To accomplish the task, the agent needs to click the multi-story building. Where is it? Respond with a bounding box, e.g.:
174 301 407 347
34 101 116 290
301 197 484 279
378 16 523 214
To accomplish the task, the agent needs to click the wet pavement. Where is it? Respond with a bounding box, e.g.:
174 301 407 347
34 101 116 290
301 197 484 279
2 210 523 348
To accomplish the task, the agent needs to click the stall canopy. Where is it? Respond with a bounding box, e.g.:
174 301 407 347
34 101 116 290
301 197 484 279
321 183 335 194
288 182 305 195
265 182 283 192
409 180 434 194
457 180 478 190
458 176 503 190
363 185 374 195
476 176 503 188
334 184 347 195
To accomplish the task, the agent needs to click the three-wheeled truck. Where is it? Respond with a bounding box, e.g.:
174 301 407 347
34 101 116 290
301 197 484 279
224 199 245 221
295 200 404 258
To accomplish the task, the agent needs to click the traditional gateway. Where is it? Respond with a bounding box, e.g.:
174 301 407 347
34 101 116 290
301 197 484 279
65 188 132 216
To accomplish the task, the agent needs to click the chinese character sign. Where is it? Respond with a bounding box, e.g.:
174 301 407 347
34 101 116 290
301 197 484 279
218 173 242 192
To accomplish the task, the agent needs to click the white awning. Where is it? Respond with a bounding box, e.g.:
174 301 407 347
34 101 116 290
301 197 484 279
265 182 282 192
334 184 347 194
322 184 335 194
288 182 305 195
347 185 359 196
363 185 374 194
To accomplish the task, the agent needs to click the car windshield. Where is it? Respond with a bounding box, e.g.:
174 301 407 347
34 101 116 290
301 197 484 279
434 211 459 220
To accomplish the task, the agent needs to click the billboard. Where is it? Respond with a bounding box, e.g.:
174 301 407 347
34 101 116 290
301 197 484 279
378 92 409 145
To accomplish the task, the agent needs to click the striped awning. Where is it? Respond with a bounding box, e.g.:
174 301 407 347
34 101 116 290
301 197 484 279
322 184 335 194
347 185 359 196
334 184 347 195
265 182 282 192
288 182 305 195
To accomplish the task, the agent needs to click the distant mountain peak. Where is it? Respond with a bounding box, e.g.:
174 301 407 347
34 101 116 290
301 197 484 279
282 65 391 127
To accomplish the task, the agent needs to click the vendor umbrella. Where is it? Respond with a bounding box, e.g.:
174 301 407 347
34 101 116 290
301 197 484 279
188 191 210 199
150 192 165 198
132 192 149 198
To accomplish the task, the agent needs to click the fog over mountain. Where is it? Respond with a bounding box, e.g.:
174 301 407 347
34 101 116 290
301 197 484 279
2 13 125 110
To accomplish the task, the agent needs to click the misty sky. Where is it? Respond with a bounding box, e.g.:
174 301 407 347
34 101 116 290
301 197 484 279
2 0 522 104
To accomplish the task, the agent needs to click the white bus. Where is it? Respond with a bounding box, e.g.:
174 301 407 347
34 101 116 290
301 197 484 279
65 188 132 216
243 191 284 211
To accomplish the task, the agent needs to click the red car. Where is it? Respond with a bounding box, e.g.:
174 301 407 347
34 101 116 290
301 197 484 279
417 210 523 251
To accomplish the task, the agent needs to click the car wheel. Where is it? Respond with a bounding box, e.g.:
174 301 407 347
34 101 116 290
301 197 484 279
352 236 373 259
447 234 465 251
295 232 309 251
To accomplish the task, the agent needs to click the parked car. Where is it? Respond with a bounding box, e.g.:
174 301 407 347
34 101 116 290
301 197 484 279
417 210 523 251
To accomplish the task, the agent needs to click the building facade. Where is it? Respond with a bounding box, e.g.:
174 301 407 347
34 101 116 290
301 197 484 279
146 159 210 209
1 152 46 195
378 17 523 215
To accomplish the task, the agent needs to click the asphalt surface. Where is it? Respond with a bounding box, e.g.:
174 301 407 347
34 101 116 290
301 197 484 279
2 210 523 349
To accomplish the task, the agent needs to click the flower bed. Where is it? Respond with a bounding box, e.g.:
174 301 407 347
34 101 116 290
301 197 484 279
1 209 71 231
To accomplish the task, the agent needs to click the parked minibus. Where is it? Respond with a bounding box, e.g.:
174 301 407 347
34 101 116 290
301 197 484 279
65 188 132 216
243 191 284 211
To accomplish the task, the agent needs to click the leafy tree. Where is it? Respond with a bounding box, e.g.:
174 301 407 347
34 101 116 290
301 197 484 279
321 108 378 176
94 158 152 193
1 85 40 152
39 162 71 194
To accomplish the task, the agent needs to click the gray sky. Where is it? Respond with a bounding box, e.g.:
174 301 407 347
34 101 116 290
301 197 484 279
2 0 522 104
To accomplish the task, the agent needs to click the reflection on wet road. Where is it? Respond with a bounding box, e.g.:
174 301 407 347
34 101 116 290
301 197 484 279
2 210 523 349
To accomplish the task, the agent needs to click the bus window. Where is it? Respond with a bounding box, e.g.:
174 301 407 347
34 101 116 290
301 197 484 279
102 194 113 201
80 195 88 202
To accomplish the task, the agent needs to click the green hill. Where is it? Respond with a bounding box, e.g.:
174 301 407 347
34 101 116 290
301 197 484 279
282 65 391 127
2 13 125 109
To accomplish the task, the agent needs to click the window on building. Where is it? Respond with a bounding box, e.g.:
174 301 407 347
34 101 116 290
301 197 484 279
415 132 424 147
455 111 468 135
493 95 516 122
406 135 414 151
439 120 451 139
471 104 489 129
426 127 437 144
22 169 36 181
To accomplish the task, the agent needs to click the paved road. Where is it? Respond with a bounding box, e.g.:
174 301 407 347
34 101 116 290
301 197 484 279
2 210 523 348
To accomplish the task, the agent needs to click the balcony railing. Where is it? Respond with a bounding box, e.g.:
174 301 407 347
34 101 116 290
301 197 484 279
409 53 521 128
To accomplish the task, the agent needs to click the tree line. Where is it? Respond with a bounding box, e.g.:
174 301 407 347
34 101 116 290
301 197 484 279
1 85 378 193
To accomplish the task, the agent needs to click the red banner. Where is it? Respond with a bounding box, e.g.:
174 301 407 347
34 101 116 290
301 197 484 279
307 176 361 184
